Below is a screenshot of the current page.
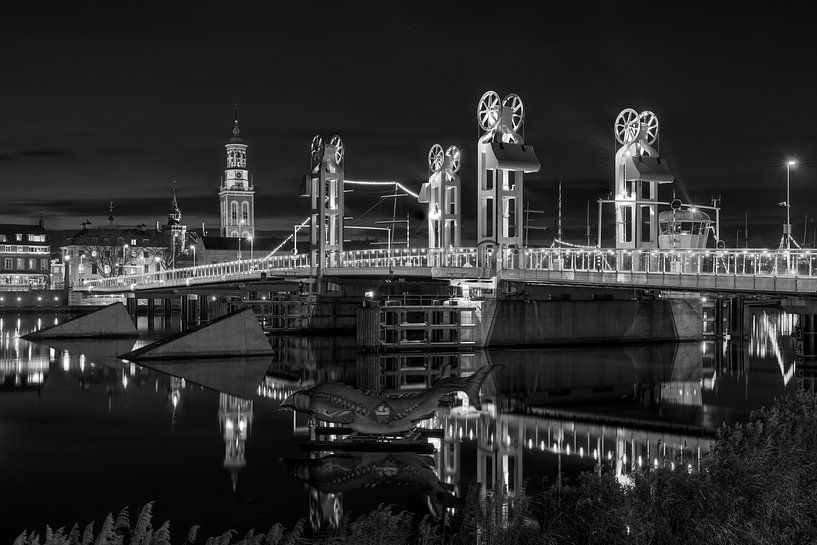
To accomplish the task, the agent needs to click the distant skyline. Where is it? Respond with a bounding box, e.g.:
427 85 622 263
3 3 817 248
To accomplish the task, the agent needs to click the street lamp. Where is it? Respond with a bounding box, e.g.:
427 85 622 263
122 244 129 276
190 244 196 267
237 236 242 260
786 160 797 250
63 253 71 292
248 235 254 261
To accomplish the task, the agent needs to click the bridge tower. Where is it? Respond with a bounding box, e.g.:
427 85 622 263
613 109 673 249
419 144 461 253
476 91 540 266
306 134 345 272
219 108 255 239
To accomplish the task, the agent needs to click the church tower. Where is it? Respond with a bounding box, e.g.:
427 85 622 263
167 184 187 267
219 106 255 238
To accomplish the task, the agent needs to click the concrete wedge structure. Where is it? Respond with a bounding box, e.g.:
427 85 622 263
22 303 138 340
120 309 273 361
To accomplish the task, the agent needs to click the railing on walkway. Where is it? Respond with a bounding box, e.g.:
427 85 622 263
78 246 817 293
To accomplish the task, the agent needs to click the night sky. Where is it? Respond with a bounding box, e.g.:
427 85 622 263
3 3 817 248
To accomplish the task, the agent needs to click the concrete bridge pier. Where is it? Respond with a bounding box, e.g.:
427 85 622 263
181 294 200 326
125 293 137 323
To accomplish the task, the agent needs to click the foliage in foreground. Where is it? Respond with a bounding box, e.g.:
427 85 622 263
16 390 817 545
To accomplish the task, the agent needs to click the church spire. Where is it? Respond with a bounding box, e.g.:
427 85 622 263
233 103 240 136
168 182 182 225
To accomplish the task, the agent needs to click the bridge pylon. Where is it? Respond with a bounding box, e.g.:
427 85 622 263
305 134 345 274
419 144 461 260
612 109 674 250
475 91 540 268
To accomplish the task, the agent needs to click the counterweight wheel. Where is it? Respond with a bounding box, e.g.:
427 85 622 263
330 135 344 165
477 90 502 131
614 108 641 145
446 145 461 173
502 93 525 132
639 111 659 144
310 134 324 168
428 144 445 172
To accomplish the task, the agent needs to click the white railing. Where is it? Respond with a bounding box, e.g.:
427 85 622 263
81 253 310 289
519 248 817 277
79 246 817 293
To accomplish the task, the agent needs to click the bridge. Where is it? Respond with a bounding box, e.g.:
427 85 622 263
71 93 817 302
77 246 817 296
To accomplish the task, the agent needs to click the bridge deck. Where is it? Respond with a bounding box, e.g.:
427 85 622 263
76 247 817 296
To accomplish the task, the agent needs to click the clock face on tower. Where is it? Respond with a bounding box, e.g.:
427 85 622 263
236 172 243 179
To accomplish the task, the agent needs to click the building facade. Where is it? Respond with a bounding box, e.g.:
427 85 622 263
0 223 51 290
219 114 255 239
61 225 166 287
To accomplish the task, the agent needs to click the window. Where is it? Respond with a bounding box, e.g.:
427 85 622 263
641 182 651 200
231 201 238 222
131 239 137 246
485 198 494 238
27 234 45 242
0 235 6 242
16 258 24 269
28 258 36 270
4 258 11 269
40 258 48 270
15 234 22 241
242 201 249 221
641 206 653 243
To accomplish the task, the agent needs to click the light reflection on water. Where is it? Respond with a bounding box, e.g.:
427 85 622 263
0 306 803 540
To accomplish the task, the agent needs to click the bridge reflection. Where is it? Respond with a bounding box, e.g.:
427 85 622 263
266 341 730 531
3 307 809 533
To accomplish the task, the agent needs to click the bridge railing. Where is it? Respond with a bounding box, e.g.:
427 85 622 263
81 245 817 291
520 248 817 277
336 247 482 268
81 253 311 289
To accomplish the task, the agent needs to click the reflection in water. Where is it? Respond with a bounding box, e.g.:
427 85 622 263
280 365 494 434
219 393 253 492
749 309 797 385
0 306 805 540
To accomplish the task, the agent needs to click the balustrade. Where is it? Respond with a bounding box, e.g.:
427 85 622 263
78 246 817 293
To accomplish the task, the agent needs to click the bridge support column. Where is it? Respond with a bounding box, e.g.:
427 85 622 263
185 294 200 326
145 298 156 332
199 295 209 322
125 293 137 323
163 298 172 318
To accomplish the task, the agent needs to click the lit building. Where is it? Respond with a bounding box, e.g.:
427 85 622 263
61 222 166 287
219 110 255 239
0 221 51 290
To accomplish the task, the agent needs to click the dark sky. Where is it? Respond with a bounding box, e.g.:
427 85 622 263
2 2 816 248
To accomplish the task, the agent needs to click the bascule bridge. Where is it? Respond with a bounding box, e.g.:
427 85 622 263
71 93 817 352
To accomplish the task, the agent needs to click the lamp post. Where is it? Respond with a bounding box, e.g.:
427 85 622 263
190 244 196 267
122 244 129 276
248 235 254 261
786 160 797 250
238 219 245 260
63 253 71 295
